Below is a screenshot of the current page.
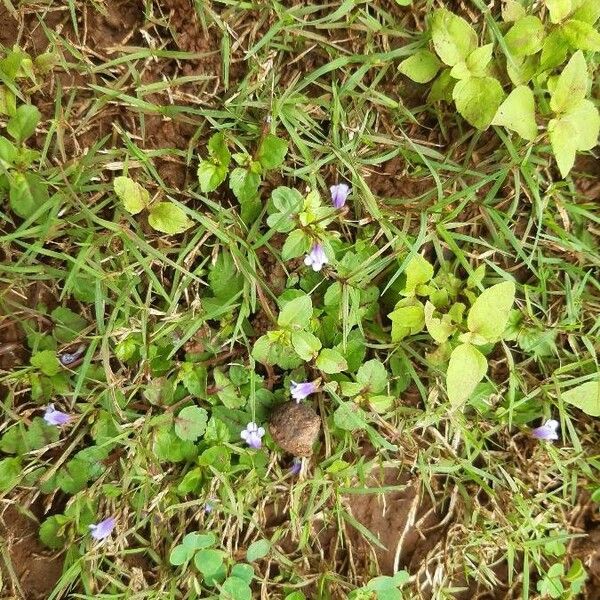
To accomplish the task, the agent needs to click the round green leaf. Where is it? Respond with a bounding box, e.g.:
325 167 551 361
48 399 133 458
550 50 588 114
430 8 478 66
316 348 348 374
467 281 516 343
148 202 193 234
220 576 252 600
562 19 600 51
505 16 545 57
356 359 388 394
398 50 441 83
174 406 208 441
563 98 600 151
246 538 271 562
169 544 191 566
561 381 600 416
194 548 225 576
549 116 578 178
452 76 505 130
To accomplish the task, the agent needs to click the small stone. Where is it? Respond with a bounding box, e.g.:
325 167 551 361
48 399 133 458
269 401 321 457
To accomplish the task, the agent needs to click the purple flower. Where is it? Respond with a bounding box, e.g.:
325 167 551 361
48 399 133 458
240 422 265 449
59 344 86 366
290 458 302 475
330 183 351 209
304 244 328 272
204 502 214 514
290 380 318 402
89 517 116 541
43 404 72 426
531 419 559 441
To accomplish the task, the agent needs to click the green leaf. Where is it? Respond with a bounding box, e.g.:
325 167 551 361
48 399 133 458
231 563 254 584
281 229 311 260
502 0 527 22
169 544 192 566
316 348 348 374
257 134 288 170
467 281 516 343
424 302 455 344
505 16 546 57
220 576 252 600
148 202 192 234
562 19 600 50
398 50 441 83
278 294 313 329
183 532 216 550
291 330 322 361
154 428 198 462
550 50 588 113
213 370 245 409
563 99 600 151
546 0 572 23
39 514 71 549
403 255 434 295
572 0 600 24
31 349 61 376
356 359 388 394
208 250 244 300
198 132 231 192
0 457 22 492
540 29 569 70
549 116 579 177
446 343 488 408
492 85 537 141
194 548 225 576
388 300 425 342
230 167 261 203
561 380 600 416
51 306 87 343
9 172 48 219
7 104 40 142
465 43 494 76
271 186 303 213
453 76 505 130
333 402 368 431
246 539 271 562
174 406 208 441
430 9 478 66
113 176 149 215
428 68 455 102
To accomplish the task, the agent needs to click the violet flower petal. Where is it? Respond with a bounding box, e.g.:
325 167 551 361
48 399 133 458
89 517 116 541
43 404 72 426
531 419 559 441
290 380 317 402
330 183 351 209
304 244 328 272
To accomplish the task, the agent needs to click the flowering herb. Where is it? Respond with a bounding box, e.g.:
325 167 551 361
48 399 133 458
59 344 86 366
330 183 350 209
290 458 302 475
304 244 328 272
240 422 265 449
290 380 318 402
89 516 116 541
531 419 559 441
43 404 72 426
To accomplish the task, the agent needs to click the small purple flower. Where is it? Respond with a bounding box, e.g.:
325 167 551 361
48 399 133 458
290 458 302 475
290 380 318 402
89 517 116 541
43 404 72 426
304 244 328 272
531 419 559 441
59 344 86 366
240 422 265 449
330 183 351 209
204 502 214 514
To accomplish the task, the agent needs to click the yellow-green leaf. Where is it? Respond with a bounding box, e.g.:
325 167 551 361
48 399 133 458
561 380 600 416
492 85 538 141
430 9 478 67
148 202 193 235
550 50 588 113
446 343 488 408
561 19 600 51
545 0 572 23
467 281 516 343
114 176 149 215
505 16 546 57
452 76 505 130
549 116 578 177
398 50 441 83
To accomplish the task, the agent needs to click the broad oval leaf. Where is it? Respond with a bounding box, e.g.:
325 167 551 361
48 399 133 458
398 50 441 83
446 343 488 408
452 76 505 130
114 176 149 215
430 9 478 67
561 380 600 416
467 281 516 343
291 330 322 361
148 202 193 234
561 19 600 51
174 406 208 441
424 301 455 344
563 98 600 151
505 16 546 57
545 0 572 24
549 116 578 178
278 294 313 329
246 539 271 562
492 85 538 141
550 50 588 114
316 348 348 374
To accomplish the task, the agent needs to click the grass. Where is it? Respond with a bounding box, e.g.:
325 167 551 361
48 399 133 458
0 1 599 599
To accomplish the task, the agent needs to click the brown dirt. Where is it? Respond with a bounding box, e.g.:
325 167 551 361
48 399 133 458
344 469 444 576
0 505 64 600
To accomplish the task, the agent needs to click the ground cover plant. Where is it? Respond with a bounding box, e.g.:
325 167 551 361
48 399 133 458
0 0 599 598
